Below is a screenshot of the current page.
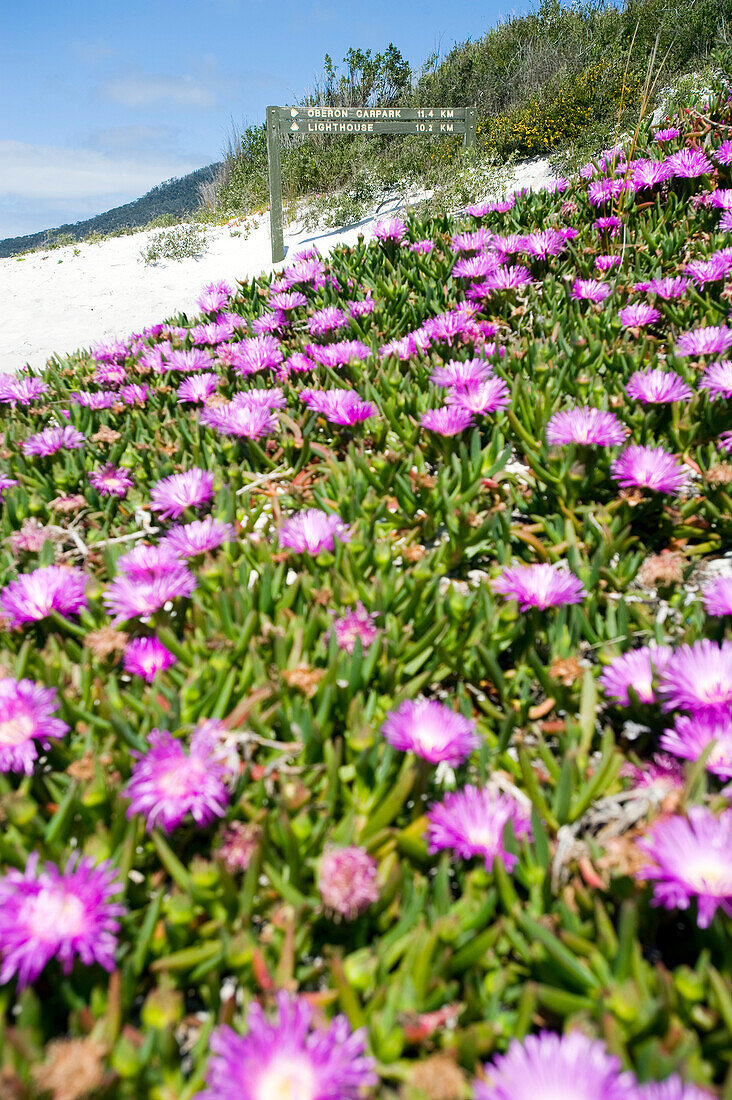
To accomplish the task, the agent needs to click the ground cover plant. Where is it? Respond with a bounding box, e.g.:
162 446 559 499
3 78 732 1100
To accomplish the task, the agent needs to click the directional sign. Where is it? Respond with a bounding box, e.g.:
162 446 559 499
265 104 477 262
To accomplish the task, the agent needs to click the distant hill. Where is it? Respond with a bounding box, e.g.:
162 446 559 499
0 163 223 258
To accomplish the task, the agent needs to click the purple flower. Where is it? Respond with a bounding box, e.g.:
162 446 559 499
646 276 689 299
198 990 376 1100
21 426 85 457
427 785 531 872
0 853 124 990
94 363 127 385
177 373 220 404
115 543 182 583
520 229 569 258
599 645 673 705
588 177 633 206
493 562 585 610
283 351 316 373
483 265 533 291
123 637 176 683
547 406 627 446
0 566 87 627
269 290 307 311
89 464 134 498
227 336 283 376
278 509 351 554
632 158 673 189
666 148 713 178
307 307 349 337
451 229 495 252
654 127 681 141
420 407 474 435
637 807 732 927
596 254 621 272
233 388 286 410
431 359 494 388
331 603 378 654
305 340 371 368
700 360 732 399
71 390 118 409
301 389 376 425
639 1077 714 1099
285 255 326 285
163 517 235 558
92 339 128 364
120 383 148 406
381 699 479 765
611 445 687 494
197 281 232 314
0 677 68 774
702 573 732 615
373 216 406 242
191 318 236 346
349 294 376 314
125 726 235 834
0 476 18 502
475 1031 637 1100
657 639 732 715
103 567 197 625
0 377 49 405
217 821 262 873
446 378 510 415
715 140 732 167
150 468 215 519
571 278 612 302
675 325 732 357
720 431 732 453
618 303 661 327
166 349 213 373
452 252 503 279
318 846 379 919
200 401 278 439
626 370 692 404
685 256 732 286
660 713 732 779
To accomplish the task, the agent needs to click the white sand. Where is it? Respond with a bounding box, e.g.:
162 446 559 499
0 156 552 376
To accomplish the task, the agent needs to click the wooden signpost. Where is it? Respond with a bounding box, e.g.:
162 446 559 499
266 104 477 262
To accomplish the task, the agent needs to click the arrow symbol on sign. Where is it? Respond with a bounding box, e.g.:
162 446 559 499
290 123 300 131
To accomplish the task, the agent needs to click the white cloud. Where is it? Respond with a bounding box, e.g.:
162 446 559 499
103 72 216 109
0 140 201 203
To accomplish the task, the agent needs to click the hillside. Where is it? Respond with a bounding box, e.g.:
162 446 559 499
0 163 222 258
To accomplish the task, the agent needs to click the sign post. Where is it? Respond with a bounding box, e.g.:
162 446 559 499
266 105 477 262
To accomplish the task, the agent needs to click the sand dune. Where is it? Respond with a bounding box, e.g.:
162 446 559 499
0 156 552 376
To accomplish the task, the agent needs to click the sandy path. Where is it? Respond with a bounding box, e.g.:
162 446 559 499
0 157 552 376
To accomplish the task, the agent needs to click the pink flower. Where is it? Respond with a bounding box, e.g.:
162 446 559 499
123 637 176 683
21 426 85 457
431 359 494 388
89 464 134 498
373 217 406 242
382 699 479 765
675 325 732 357
666 148 713 178
657 639 732 715
125 726 236 834
278 509 351 554
446 378 510 415
571 278 612 302
547 406 627 446
200 401 278 439
427 785 532 871
149 468 215 519
177 373 220 404
625 370 692 404
611 445 687 494
330 603 378 654
700 360 732 399
300 389 376 425
0 677 68 774
163 517 235 558
420 407 474 435
660 713 732 779
0 566 87 627
618 303 661 327
654 127 681 141
637 807 732 927
197 281 232 314
318 847 379 919
493 562 585 610
599 645 672 705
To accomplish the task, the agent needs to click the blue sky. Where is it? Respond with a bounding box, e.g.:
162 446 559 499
1 0 526 239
